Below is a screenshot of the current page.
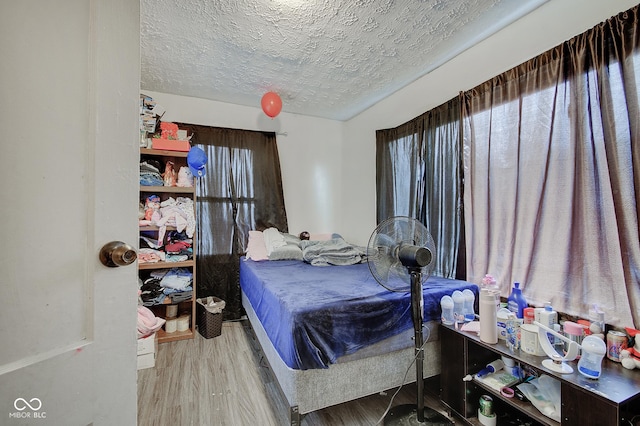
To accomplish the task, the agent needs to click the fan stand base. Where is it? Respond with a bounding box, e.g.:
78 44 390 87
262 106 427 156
384 404 453 425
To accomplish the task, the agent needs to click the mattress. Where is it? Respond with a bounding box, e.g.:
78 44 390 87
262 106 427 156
239 257 478 370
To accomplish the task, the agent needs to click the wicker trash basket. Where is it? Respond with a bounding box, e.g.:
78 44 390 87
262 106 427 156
196 296 225 339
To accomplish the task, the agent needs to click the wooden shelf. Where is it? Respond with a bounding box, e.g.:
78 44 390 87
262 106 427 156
472 377 558 426
140 185 195 194
139 147 197 345
155 327 194 343
440 324 640 425
140 225 180 231
145 297 193 306
138 260 194 270
141 147 189 157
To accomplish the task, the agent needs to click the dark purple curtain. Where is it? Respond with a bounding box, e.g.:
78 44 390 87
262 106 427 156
176 124 288 320
375 97 465 280
461 5 640 327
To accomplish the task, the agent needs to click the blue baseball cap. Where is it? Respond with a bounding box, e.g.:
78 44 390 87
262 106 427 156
187 147 207 177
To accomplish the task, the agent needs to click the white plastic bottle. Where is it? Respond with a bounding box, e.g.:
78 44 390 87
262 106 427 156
462 289 476 322
479 288 498 344
539 303 557 345
452 290 465 323
440 295 454 325
578 335 607 379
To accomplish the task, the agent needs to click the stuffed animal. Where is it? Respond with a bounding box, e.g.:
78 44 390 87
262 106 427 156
176 166 193 187
620 327 640 370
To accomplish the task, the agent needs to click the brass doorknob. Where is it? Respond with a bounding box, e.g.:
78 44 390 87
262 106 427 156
99 241 137 267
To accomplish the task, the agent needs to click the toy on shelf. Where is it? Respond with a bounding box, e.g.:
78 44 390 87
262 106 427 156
144 195 161 222
620 327 640 370
163 160 177 187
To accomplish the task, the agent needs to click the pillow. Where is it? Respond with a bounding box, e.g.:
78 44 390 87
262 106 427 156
281 232 301 246
263 227 286 255
245 231 268 261
268 243 303 261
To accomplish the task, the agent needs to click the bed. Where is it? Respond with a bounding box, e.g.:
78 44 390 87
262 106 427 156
239 237 478 425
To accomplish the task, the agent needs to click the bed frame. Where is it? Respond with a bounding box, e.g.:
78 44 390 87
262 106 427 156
241 291 442 425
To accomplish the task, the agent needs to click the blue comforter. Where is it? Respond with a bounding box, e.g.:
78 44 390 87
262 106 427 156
240 257 477 370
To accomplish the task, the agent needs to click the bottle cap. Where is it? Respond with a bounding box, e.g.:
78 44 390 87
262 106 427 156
564 321 584 336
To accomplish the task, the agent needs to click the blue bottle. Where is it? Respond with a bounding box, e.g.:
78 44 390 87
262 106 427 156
507 282 527 319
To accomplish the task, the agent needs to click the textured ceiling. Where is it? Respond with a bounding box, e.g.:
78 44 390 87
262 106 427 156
141 0 547 121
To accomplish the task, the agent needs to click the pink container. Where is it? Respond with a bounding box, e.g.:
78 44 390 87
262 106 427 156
564 321 586 357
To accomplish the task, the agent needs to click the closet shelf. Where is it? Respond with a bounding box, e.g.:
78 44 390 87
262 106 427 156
154 328 194 343
138 260 194 270
141 147 189 157
140 185 195 194
139 225 183 231
139 146 197 344
144 296 193 306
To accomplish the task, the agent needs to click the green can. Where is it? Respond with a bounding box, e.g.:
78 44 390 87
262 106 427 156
479 394 493 417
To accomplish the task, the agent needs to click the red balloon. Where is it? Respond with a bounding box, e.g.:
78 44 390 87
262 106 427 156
261 92 282 118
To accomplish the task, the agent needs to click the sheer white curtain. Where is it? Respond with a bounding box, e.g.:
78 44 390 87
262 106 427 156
463 6 640 327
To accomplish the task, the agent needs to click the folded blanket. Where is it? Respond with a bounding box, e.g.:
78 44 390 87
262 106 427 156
301 237 366 266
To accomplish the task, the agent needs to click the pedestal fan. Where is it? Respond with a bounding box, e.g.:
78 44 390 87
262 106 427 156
367 216 453 425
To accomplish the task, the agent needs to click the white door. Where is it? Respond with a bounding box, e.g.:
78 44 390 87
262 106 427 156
0 1 140 424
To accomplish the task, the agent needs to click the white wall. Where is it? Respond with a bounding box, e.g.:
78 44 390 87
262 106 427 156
143 91 343 237
145 0 638 247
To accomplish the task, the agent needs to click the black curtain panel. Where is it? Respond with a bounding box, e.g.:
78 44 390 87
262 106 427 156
176 124 288 320
375 96 465 280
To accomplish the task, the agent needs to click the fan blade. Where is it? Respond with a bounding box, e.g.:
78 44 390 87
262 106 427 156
367 216 437 291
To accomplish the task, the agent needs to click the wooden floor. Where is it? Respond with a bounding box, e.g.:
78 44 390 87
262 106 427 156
137 320 462 426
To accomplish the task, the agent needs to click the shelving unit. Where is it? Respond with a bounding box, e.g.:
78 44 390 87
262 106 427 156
439 324 640 425
139 148 196 344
